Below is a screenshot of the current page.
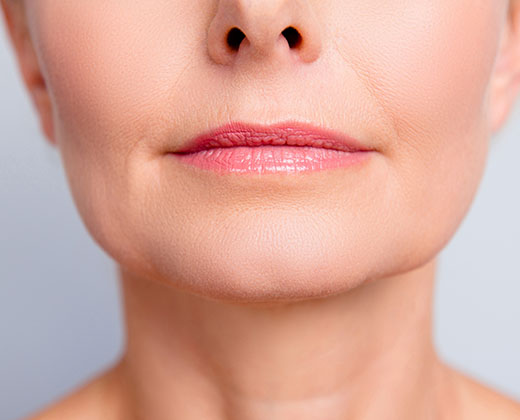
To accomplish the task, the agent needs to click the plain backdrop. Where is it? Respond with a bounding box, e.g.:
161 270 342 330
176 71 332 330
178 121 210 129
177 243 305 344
1 16 519 420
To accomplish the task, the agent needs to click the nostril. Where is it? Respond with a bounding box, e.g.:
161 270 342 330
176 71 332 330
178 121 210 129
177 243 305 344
225 26 303 53
281 26 302 49
226 27 246 51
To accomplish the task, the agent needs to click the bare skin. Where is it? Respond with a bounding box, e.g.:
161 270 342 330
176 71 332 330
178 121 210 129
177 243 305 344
24 364 520 420
23 259 520 420
2 0 520 419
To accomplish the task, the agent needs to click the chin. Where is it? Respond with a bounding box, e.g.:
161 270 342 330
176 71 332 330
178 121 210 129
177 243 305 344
118 213 443 305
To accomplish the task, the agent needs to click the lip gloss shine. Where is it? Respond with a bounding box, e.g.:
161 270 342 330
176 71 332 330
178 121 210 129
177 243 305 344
169 121 374 175
172 145 371 175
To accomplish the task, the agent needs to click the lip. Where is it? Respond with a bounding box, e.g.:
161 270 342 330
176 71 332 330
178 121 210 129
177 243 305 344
173 121 374 154
168 121 375 175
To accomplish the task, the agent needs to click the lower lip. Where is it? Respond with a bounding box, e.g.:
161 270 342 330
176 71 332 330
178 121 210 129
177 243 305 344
170 146 372 175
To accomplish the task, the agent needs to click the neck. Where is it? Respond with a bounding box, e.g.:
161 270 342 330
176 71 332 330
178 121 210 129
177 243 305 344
112 258 451 420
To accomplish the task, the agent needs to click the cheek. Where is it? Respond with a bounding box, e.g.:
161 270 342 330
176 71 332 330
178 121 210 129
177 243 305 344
27 1 196 144
332 1 503 261
335 2 503 136
24 1 205 269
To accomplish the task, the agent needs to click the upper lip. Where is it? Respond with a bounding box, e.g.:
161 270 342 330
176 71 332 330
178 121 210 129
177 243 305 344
172 121 374 154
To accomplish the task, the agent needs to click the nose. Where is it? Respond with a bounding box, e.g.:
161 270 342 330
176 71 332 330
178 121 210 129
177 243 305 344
207 0 323 66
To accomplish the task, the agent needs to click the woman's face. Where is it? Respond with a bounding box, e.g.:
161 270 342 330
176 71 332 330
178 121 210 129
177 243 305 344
6 1 517 301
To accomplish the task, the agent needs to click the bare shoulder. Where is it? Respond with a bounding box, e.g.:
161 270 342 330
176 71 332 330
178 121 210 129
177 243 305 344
448 366 520 420
23 362 124 420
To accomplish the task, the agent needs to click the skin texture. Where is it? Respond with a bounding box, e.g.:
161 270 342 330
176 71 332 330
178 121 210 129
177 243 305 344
2 0 520 419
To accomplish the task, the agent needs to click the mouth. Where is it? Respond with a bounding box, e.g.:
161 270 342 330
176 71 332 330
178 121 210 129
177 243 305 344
168 121 376 175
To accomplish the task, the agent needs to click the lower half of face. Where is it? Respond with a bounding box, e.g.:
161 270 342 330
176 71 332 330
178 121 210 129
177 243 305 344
25 0 508 302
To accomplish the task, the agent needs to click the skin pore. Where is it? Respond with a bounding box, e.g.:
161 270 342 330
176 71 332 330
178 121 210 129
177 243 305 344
2 0 520 419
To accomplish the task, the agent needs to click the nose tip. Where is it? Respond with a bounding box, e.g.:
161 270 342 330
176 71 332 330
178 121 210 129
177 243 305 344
207 0 323 66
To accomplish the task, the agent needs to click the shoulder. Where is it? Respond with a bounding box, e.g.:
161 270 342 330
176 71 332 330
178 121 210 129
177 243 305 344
448 366 520 420
23 378 102 420
23 362 124 420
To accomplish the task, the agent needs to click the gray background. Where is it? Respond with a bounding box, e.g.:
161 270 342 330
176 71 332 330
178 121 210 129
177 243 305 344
1 18 519 420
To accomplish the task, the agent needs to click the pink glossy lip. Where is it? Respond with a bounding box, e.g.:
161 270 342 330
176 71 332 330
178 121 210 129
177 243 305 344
174 121 373 154
169 121 375 175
